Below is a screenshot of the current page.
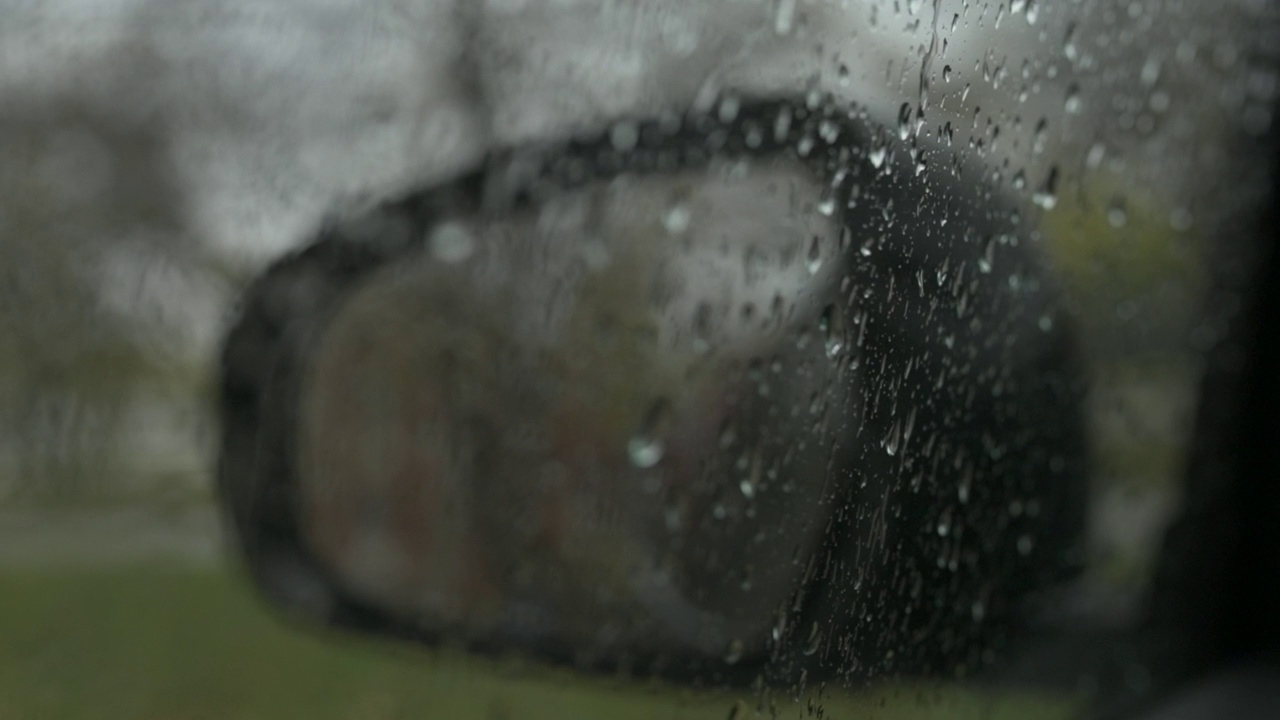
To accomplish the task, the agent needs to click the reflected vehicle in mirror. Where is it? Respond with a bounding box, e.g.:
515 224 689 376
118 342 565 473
218 96 1088 683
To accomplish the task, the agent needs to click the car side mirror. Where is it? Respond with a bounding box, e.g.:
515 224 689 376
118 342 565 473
217 96 1089 684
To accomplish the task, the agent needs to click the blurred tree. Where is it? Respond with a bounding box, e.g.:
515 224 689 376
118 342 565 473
0 98 202 502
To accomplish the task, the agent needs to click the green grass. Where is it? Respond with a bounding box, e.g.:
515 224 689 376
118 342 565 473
0 563 1079 720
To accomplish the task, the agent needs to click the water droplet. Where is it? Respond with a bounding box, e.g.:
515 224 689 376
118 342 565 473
1033 118 1049 155
971 600 986 622
1017 534 1035 556
773 106 793 142
803 622 823 656
936 509 952 537
1063 22 1079 61
665 506 683 531
978 237 995 274
774 0 796 34
740 447 762 499
943 64 953 82
1170 207 1194 232
807 236 825 274
1065 84 1082 114
1086 142 1106 169
628 399 672 468
868 144 887 169
1150 90 1171 114
1038 314 1055 332
771 606 788 642
1107 198 1129 228
664 203 692 235
609 121 639 152
627 437 663 469
428 221 475 263
1141 57 1162 86
883 421 902 457
818 119 841 144
897 103 914 141
819 304 844 358
724 639 746 664
718 96 741 123
718 419 738 449
1033 166 1060 210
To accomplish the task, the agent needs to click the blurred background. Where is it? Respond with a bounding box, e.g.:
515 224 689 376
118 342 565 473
1 0 1276 718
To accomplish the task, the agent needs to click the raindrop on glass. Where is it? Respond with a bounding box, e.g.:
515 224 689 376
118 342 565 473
664 203 692 235
868 144 888 169
807 236 825 274
803 622 823 656
628 398 672 468
1017 534 1035 556
774 0 796 35
898 103 914 141
724 639 746 664
1033 166 1060 210
1065 84 1083 114
609 121 639 152
1108 198 1129 228
428 222 475 263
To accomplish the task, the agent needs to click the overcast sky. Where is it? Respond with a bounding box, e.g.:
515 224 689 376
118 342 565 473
1 0 1046 265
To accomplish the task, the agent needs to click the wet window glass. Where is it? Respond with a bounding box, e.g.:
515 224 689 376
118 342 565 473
2 1 1277 719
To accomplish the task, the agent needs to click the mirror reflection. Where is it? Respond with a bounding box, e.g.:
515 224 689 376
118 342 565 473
220 100 1093 681
299 160 844 665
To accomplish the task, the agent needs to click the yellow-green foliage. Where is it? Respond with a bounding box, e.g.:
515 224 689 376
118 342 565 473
0 563 1079 720
1040 179 1202 308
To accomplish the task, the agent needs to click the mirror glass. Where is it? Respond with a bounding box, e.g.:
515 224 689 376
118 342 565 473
249 102 1091 681
298 160 844 666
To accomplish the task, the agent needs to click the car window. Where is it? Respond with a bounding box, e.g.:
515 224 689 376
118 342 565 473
2 1 1277 719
